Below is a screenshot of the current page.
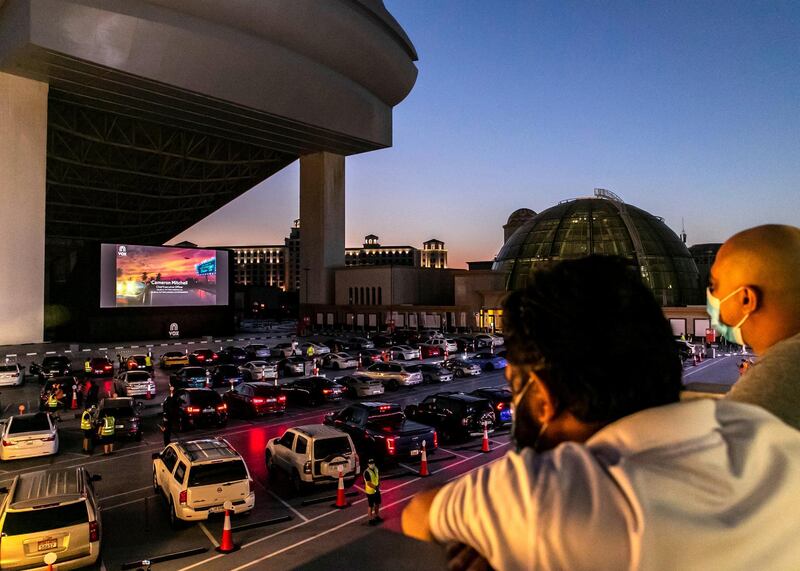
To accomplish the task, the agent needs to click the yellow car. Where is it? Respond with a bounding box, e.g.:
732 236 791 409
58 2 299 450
159 351 189 369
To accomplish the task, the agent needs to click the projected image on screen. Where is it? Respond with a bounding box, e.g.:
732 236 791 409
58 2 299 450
115 245 219 307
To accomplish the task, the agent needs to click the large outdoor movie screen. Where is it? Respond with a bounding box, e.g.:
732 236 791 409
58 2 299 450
100 244 229 308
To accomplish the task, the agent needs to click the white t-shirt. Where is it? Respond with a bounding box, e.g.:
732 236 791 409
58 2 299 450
430 399 800 570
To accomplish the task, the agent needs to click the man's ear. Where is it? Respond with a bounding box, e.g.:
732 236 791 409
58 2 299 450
741 286 759 314
530 372 557 425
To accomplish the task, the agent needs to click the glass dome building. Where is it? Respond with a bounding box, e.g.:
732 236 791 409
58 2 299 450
493 189 701 306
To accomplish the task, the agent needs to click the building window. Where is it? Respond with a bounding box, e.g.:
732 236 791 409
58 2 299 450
359 287 364 305
371 287 376 305
349 287 353 304
378 287 382 305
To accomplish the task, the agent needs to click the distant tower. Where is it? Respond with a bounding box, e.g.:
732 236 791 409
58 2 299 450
503 208 537 243
422 239 447 268
285 219 301 292
680 218 687 244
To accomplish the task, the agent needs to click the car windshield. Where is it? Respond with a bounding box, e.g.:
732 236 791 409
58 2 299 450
188 460 248 487
101 407 134 419
164 352 183 358
131 356 146 364
314 436 351 459
217 366 238 375
253 386 281 396
0 365 17 373
185 368 206 376
8 414 50 434
42 357 67 367
2 502 88 536
187 391 222 406
126 372 150 381
404 365 421 372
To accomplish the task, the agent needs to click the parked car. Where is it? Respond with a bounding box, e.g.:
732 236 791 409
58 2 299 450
370 334 395 348
217 346 248 365
39 377 80 412
170 366 210 389
86 357 114 378
278 356 309 377
265 424 358 493
360 362 423 390
167 389 228 431
244 344 272 360
453 337 478 353
426 338 458 354
208 364 245 388
469 387 513 426
298 342 331 356
322 352 359 370
334 374 385 398
270 343 296 358
389 345 421 360
358 349 387 366
239 360 278 382
94 397 142 441
0 362 23 387
406 363 454 383
324 402 436 462
347 337 375 350
119 354 153 373
29 355 70 382
0 467 102 569
474 333 504 348
223 382 287 418
442 357 482 377
281 377 344 406
469 352 508 371
188 349 219 366
405 393 495 441
0 412 59 461
114 370 156 399
417 344 442 359
159 351 189 369
152 438 254 526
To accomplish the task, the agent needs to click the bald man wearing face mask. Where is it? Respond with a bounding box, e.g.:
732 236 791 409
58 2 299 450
708 224 800 429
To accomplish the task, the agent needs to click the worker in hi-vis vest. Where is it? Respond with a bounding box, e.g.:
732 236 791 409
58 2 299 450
80 406 96 454
364 458 382 525
98 414 115 455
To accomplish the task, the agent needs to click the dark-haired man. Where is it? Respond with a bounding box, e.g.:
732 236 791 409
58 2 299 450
403 255 800 570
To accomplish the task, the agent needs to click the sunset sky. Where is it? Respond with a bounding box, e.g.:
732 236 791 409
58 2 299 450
168 1 800 268
117 246 216 283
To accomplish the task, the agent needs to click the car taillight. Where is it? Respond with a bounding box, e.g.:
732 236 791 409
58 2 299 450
322 389 332 394
186 406 200 414
386 436 396 455
278 395 286 402
89 520 99 542
2 439 15 446
212 353 218 360
496 402 505 411
216 403 227 412
433 431 438 448
104 365 112 370
303 461 312 474
462 417 470 426
379 405 391 411
196 354 205 361
179 490 187 505
252 397 265 405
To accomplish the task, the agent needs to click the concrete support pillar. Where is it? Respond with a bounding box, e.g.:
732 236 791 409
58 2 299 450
0 72 48 345
299 152 345 306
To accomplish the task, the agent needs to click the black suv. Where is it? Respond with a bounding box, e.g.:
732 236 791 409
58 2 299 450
29 355 71 382
469 388 512 426
168 388 228 431
281 377 343 406
95 397 142 441
405 393 495 442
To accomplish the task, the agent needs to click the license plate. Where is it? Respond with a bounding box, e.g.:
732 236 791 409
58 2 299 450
115 425 124 429
410 449 420 456
203 407 214 413
209 505 225 513
38 539 58 551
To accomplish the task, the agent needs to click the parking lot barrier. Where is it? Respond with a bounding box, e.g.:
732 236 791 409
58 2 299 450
231 514 292 533
121 547 209 570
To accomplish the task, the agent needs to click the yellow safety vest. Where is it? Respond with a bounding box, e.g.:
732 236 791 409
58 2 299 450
100 416 115 436
364 467 379 494
84 361 91 372
306 346 314 358
47 394 59 408
80 410 93 430
145 356 152 367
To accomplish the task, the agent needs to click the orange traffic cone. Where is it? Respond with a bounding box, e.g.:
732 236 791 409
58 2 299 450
145 385 152 400
70 390 78 410
216 502 239 553
419 348 423 361
481 421 491 453
419 440 429 477
333 466 348 509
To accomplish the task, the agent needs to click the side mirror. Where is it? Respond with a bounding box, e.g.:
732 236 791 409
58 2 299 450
90 474 102 482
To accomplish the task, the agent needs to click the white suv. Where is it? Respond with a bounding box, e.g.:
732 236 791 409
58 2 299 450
427 338 458 353
152 438 254 526
361 362 423 390
265 424 358 494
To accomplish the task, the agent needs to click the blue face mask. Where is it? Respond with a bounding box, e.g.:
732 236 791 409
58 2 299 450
706 287 750 345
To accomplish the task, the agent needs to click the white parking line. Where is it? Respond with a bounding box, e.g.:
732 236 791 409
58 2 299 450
103 494 157 511
267 489 309 522
438 447 469 460
198 522 220 547
101 485 152 502
683 356 730 378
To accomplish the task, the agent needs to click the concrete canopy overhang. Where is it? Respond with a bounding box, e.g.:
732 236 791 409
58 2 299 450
0 0 417 155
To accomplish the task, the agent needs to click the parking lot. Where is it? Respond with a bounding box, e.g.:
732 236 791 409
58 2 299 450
0 328 743 571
